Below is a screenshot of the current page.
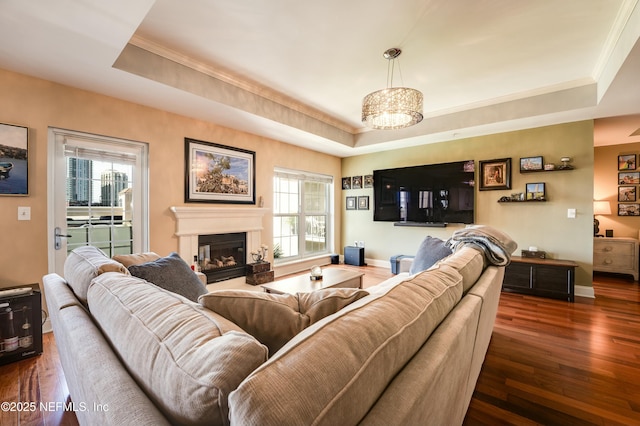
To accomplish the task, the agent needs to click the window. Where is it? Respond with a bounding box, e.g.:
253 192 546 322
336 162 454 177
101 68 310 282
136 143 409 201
273 169 332 262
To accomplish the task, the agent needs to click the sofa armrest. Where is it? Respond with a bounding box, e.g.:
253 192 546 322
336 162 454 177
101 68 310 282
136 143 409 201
196 271 206 286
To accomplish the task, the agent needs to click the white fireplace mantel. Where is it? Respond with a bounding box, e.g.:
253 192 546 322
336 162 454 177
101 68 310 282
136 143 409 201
170 206 268 265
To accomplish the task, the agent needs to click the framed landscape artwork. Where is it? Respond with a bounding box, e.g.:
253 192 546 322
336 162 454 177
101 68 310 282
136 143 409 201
520 156 543 172
184 138 255 204
618 203 640 216
618 172 640 184
0 123 28 196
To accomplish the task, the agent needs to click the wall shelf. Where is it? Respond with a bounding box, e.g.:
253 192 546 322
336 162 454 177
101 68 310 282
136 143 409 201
498 199 547 203
520 166 574 173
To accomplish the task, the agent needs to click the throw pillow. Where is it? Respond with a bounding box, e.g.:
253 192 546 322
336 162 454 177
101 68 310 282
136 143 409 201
63 245 130 305
112 251 160 268
409 236 453 275
297 288 370 324
199 287 369 355
128 252 207 302
200 291 309 355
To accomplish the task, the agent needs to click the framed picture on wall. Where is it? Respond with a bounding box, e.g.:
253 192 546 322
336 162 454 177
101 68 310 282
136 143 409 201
526 182 546 201
618 186 637 202
342 177 352 190
352 175 363 189
363 174 373 188
184 138 255 204
618 154 636 170
618 203 640 216
346 196 357 210
0 122 29 196
357 196 369 210
520 156 544 172
619 172 640 184
479 158 511 191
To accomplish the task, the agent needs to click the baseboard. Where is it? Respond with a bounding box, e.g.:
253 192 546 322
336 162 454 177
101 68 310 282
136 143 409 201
575 285 595 299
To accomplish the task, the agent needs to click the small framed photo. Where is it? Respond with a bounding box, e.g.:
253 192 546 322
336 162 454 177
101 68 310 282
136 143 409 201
619 172 640 184
520 156 544 172
526 182 546 201
352 175 363 189
618 203 640 216
342 177 352 190
0 122 29 196
618 154 636 170
357 196 369 210
618 186 637 202
479 158 511 191
363 174 373 188
346 196 357 210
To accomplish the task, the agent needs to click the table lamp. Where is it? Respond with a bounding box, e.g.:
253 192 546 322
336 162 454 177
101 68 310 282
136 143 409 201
593 200 611 237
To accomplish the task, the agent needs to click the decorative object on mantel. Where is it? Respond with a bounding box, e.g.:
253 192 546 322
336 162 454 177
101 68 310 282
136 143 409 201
184 138 255 204
250 244 269 263
362 48 423 130
593 200 611 236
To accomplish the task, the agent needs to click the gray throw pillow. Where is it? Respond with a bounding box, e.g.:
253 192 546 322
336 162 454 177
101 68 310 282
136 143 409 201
128 252 207 302
409 236 453 275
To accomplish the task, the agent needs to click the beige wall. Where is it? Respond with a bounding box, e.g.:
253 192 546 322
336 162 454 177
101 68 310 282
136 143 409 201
0 68 341 290
342 121 594 287
594 143 640 237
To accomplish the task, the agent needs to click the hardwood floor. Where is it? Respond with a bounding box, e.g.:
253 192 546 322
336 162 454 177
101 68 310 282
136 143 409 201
1 266 638 425
464 273 640 425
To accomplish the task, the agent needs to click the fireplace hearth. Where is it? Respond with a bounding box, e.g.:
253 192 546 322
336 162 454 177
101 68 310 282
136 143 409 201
198 232 246 283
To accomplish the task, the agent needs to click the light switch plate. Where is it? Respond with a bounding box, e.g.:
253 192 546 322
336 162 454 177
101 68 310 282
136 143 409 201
18 206 31 221
567 208 576 219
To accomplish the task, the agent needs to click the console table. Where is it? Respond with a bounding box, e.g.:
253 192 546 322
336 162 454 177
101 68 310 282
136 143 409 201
593 237 639 281
502 256 577 302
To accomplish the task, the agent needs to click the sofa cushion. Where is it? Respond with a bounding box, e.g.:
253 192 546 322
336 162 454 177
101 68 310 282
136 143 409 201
112 251 160 267
410 236 453 274
87 273 268 426
200 288 368 355
438 245 486 293
128 252 207 302
228 264 463 425
64 245 129 304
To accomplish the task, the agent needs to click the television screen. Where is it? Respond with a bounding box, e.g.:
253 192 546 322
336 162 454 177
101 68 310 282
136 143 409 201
373 160 475 224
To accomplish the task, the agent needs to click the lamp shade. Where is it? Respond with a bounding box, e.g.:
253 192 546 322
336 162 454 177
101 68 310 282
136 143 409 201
593 200 611 215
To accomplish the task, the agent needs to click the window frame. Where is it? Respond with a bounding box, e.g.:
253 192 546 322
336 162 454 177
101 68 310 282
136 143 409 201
273 168 333 264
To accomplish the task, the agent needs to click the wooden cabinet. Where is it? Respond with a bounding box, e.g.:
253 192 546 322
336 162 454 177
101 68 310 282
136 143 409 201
593 237 639 281
503 256 577 302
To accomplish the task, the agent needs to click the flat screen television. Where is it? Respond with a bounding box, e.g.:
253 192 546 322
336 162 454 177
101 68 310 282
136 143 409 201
373 160 475 225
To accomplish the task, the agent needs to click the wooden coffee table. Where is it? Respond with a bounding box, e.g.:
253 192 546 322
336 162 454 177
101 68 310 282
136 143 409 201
261 268 364 294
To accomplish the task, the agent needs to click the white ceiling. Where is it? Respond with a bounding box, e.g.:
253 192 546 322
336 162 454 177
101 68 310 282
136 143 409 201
1 0 639 156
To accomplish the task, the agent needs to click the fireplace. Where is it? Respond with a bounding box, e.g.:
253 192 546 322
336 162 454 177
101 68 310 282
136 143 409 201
198 232 246 283
170 206 268 286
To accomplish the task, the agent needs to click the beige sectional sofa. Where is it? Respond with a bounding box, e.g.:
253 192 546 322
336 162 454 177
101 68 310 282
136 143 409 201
42 226 515 426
